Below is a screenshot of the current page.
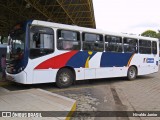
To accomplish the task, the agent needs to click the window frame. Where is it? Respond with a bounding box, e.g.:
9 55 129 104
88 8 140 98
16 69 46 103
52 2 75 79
152 41 157 54
29 25 54 59
57 29 81 51
123 37 138 53
105 35 123 53
139 39 152 54
82 32 104 52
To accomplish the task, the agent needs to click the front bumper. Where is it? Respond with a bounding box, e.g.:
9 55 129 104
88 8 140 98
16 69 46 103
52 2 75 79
6 71 27 84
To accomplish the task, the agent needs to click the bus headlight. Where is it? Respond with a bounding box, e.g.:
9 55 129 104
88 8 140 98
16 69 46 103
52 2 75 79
18 67 23 72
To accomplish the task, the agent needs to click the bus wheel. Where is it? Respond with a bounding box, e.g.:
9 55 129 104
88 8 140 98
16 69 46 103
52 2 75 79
56 68 74 88
127 66 137 80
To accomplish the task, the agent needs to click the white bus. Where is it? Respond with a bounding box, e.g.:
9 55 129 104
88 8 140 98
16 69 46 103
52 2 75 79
6 20 159 88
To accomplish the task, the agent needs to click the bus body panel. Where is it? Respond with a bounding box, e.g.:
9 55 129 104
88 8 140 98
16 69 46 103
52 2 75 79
95 67 128 78
129 54 159 75
33 69 57 83
7 71 27 84
24 51 66 84
6 20 159 85
8 51 159 84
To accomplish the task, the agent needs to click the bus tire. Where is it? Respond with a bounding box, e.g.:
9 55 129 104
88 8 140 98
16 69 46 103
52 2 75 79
127 66 137 80
56 68 74 88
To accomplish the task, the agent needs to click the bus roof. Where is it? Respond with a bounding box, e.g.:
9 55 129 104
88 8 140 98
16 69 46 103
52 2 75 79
32 20 158 41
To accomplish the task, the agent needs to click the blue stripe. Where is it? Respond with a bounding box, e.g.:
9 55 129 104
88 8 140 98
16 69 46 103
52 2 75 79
66 51 95 68
100 52 133 67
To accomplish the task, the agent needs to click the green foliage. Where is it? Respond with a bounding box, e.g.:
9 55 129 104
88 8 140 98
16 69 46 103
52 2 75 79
0 36 7 44
141 30 158 38
3 37 8 43
157 32 160 39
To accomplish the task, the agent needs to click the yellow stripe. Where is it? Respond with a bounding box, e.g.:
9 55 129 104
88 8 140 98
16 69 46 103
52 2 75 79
127 54 135 66
85 51 93 68
65 102 76 120
85 56 90 68
88 51 92 55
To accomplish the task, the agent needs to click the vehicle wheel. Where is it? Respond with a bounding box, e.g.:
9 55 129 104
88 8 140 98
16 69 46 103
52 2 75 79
127 66 137 80
56 68 74 88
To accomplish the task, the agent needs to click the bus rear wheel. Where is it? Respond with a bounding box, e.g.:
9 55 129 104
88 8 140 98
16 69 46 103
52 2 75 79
127 66 137 80
56 68 74 88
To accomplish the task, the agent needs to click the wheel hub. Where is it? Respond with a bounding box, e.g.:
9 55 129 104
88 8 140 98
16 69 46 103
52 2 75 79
62 76 68 82
60 73 69 83
130 69 135 78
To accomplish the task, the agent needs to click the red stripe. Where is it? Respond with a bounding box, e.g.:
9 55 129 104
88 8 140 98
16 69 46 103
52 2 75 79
34 51 78 69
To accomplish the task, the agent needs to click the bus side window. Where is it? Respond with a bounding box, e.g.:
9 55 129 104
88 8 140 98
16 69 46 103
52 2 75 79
139 40 151 54
57 30 80 50
82 33 103 52
123 38 138 53
105 35 122 52
29 26 54 59
152 41 157 54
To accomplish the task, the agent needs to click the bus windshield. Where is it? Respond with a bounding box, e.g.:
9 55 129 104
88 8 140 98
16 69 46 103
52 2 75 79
8 29 25 60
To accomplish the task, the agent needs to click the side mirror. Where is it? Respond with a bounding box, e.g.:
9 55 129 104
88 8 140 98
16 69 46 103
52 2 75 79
33 33 40 42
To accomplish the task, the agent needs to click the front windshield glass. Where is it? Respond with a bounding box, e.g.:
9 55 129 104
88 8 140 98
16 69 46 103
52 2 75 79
8 29 25 60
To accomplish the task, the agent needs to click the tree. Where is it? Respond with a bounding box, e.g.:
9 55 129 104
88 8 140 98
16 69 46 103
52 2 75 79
141 30 158 38
157 30 160 39
0 36 7 44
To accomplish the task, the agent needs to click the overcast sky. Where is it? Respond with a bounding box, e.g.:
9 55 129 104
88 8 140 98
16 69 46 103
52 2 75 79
93 0 160 35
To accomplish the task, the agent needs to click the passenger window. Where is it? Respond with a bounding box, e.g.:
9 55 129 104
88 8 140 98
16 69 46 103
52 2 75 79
152 41 157 54
82 33 103 52
105 35 122 52
139 40 151 54
29 26 54 59
123 38 138 53
57 30 80 50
